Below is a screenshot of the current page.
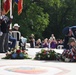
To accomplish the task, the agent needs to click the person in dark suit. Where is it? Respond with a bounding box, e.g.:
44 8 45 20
0 10 11 52
70 26 76 39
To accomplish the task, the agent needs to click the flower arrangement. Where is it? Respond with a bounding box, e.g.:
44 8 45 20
61 48 76 62
34 49 61 60
3 49 30 59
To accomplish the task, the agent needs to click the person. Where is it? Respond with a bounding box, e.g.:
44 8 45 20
35 39 42 48
63 27 75 49
50 39 57 49
19 36 27 50
12 23 27 50
42 38 48 48
12 23 20 31
62 37 76 62
12 23 21 41
50 34 56 40
48 39 51 49
68 37 76 49
57 39 64 49
68 37 76 61
0 10 11 52
29 34 35 48
8 29 17 51
70 26 76 39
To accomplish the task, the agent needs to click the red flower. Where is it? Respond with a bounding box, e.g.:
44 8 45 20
16 50 21 54
43 50 47 54
69 54 73 58
73 56 76 59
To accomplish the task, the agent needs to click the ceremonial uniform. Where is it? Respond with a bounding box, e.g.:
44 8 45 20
0 15 10 52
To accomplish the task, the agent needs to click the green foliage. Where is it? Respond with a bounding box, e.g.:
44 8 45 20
34 49 61 60
12 0 76 39
39 0 76 38
26 3 49 38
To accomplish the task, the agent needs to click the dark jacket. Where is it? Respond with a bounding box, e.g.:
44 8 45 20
0 15 10 33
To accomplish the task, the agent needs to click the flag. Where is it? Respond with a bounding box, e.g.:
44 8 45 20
15 0 23 15
3 0 10 14
18 0 23 15
14 0 18 4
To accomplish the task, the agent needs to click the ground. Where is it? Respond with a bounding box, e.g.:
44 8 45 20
0 48 76 75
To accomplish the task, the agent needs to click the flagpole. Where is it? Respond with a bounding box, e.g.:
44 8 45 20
0 0 1 17
10 0 13 29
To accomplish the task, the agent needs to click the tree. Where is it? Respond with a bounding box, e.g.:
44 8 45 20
34 0 76 38
12 0 76 39
26 3 49 39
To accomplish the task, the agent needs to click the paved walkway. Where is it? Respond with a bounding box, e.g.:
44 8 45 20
0 48 76 75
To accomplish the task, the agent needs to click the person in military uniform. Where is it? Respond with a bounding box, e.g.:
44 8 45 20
0 10 11 52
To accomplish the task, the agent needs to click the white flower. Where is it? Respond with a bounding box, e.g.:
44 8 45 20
38 55 41 58
47 55 50 58
7 51 11 54
65 58 70 62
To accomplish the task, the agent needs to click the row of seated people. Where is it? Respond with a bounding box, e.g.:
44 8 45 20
9 28 63 50
29 36 64 49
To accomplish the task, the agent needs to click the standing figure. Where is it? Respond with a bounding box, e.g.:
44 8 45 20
0 10 11 52
63 27 75 49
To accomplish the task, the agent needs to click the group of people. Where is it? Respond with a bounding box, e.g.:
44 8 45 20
0 10 27 53
29 34 64 49
29 30 76 50
0 10 76 53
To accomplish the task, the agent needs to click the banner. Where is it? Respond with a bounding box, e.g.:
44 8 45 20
3 0 10 14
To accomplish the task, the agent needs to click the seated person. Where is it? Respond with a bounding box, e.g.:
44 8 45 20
35 39 42 48
8 29 17 51
12 23 21 41
57 39 64 49
42 38 48 48
29 34 35 48
12 23 27 50
50 39 57 49
19 36 27 50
